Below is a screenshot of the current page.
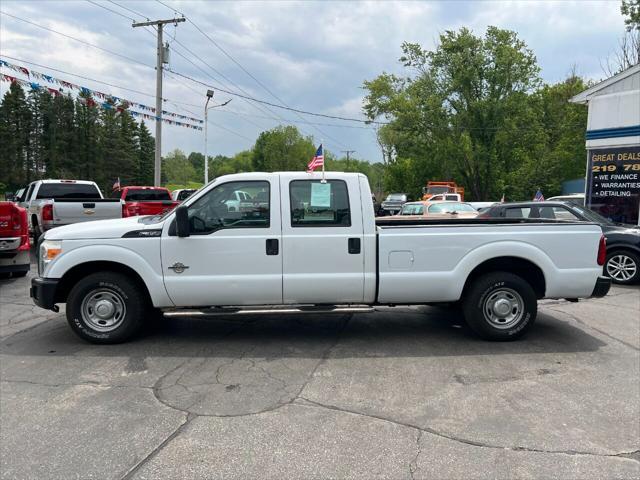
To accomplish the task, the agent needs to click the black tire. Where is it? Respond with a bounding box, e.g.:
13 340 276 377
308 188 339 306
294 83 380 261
32 219 42 241
12 270 29 278
66 272 146 344
604 250 640 285
462 271 537 341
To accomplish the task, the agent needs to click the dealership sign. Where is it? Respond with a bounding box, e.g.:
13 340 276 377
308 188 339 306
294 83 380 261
587 145 640 225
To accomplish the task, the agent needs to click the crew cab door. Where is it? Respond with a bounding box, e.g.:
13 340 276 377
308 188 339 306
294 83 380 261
161 177 282 306
280 174 365 303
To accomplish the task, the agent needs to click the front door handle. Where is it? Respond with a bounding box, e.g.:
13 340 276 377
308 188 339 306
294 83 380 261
266 238 279 255
348 238 361 254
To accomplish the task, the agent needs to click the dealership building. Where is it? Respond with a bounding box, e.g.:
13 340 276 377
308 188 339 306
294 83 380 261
570 64 640 225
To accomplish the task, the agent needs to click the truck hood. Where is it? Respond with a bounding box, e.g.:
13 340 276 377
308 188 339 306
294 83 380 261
43 216 163 240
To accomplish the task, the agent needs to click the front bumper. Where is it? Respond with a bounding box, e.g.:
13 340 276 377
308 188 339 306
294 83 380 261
591 276 612 298
30 277 59 311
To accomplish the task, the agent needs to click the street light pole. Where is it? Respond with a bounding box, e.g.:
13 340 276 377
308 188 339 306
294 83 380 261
203 93 232 185
204 90 213 184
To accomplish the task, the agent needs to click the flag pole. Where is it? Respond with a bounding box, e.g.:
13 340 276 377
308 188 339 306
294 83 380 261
321 141 326 183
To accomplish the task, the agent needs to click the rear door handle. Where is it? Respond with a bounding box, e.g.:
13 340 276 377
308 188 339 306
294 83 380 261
348 238 361 254
266 238 279 255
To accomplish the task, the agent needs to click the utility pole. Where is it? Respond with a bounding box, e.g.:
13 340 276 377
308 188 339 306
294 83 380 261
133 17 185 186
341 150 356 170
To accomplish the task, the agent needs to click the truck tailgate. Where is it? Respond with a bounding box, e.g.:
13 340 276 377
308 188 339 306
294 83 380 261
52 199 122 225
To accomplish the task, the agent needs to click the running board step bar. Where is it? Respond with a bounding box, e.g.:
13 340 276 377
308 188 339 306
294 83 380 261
163 305 375 317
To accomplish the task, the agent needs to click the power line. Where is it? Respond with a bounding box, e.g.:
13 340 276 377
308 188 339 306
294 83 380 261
218 108 377 130
106 0 150 21
153 0 355 149
0 10 154 70
86 0 134 22
166 68 388 125
1 9 386 128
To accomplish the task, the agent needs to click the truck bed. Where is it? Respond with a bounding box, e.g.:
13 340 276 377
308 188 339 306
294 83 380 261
376 219 604 303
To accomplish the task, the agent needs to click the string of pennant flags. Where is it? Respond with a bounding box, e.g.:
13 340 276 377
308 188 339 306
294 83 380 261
0 73 203 131
0 58 204 130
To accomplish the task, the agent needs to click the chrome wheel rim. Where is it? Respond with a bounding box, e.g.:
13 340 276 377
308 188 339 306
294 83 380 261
81 288 126 332
606 255 637 282
483 288 524 329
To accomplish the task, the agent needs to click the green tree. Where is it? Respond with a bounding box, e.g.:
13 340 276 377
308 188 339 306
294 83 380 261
364 27 546 200
622 0 640 31
252 125 316 171
0 82 32 189
136 121 154 185
163 149 197 187
74 92 100 182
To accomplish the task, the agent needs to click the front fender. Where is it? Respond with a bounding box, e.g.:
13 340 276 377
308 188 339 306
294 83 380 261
45 243 173 307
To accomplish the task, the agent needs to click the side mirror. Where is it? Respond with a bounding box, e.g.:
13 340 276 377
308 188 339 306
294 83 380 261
175 205 190 237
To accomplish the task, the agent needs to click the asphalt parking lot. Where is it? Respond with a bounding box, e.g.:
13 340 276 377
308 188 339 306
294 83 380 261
1 266 639 480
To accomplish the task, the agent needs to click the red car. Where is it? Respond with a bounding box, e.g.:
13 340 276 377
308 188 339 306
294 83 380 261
111 186 180 217
0 201 30 278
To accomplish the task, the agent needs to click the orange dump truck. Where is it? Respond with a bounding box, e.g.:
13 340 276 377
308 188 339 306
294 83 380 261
422 181 465 201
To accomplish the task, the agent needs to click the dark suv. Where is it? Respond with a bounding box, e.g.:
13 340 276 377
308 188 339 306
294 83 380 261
479 201 640 285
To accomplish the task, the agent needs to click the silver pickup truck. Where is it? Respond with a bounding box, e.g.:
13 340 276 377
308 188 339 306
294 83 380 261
22 180 123 238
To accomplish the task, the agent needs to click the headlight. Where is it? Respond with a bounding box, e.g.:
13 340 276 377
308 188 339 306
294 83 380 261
39 240 62 275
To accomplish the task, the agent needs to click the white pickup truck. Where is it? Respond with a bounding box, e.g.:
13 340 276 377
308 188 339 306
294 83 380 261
31 172 611 344
22 179 123 238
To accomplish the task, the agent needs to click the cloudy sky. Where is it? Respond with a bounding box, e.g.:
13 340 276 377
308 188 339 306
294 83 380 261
0 0 629 163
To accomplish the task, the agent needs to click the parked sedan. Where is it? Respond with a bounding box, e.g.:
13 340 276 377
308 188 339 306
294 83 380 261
479 201 640 285
390 201 479 219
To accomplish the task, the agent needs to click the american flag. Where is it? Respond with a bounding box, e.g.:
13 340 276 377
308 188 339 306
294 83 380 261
533 189 544 202
307 144 324 171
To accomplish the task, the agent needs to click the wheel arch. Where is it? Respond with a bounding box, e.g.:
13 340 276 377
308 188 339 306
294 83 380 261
54 261 152 305
462 256 546 299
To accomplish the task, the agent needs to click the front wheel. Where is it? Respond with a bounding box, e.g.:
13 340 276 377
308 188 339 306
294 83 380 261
462 272 537 341
605 250 639 285
66 272 146 344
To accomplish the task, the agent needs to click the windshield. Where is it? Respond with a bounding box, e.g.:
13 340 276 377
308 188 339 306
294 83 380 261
572 205 613 225
125 189 171 201
386 194 406 201
400 204 424 215
427 186 450 195
36 183 101 199
428 202 476 213
177 190 196 201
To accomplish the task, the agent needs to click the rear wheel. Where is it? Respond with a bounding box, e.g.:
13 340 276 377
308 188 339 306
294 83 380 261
66 272 146 344
462 271 537 341
605 250 639 285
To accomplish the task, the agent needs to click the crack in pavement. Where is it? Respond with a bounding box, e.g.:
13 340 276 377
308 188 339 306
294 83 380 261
409 429 423 480
120 412 194 480
295 397 640 461
147 314 353 419
0 379 153 391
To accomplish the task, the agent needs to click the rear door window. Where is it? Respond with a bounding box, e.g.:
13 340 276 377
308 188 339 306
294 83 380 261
124 189 171 201
505 207 532 218
36 183 101 199
290 180 351 227
540 206 580 221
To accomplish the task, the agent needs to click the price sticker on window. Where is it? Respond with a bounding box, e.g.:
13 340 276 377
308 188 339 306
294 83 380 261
310 182 331 207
